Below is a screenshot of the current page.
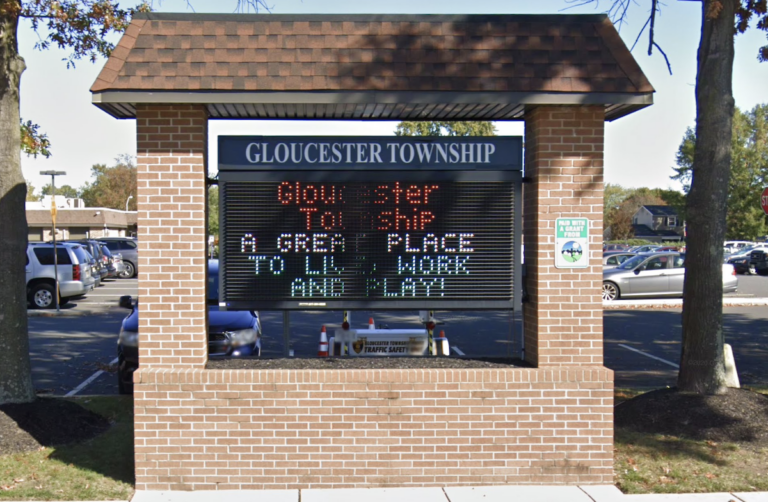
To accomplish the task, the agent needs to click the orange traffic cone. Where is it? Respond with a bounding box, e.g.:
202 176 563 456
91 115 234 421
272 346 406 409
368 317 375 330
318 326 329 357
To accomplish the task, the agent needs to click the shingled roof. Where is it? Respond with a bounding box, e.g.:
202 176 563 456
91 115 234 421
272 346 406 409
91 13 654 121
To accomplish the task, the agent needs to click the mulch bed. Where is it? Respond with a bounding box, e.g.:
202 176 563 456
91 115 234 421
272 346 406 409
0 398 110 454
616 387 768 446
208 356 528 370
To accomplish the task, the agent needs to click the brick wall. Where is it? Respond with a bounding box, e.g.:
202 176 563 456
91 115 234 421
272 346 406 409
136 104 209 368
133 367 613 490
132 104 614 490
523 106 605 367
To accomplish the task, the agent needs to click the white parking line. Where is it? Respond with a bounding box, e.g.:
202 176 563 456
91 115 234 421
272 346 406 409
618 344 679 369
64 357 119 397
452 346 466 356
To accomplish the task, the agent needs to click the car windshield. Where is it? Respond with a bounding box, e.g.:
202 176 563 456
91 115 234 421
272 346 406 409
616 255 648 270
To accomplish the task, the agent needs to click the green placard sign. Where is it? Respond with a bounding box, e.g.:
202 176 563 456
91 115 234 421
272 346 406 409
555 218 589 269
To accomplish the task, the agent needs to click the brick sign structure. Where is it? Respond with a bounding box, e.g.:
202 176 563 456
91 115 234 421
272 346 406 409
92 13 653 492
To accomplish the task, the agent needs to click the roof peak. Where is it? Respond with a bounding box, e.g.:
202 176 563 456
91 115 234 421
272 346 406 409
132 12 609 22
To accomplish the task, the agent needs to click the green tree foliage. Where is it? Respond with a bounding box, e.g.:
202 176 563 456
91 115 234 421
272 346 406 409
395 121 497 137
79 156 137 210
25 181 39 202
209 185 219 237
20 119 51 158
40 183 79 199
672 105 768 241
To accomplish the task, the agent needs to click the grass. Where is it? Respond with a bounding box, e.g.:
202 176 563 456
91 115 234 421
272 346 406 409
615 429 768 494
2 389 767 498
0 396 134 501
614 385 768 494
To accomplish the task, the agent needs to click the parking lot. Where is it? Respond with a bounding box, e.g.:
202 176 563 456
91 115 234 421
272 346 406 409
27 274 768 395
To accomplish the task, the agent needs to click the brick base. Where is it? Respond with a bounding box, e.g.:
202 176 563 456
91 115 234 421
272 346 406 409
134 367 613 490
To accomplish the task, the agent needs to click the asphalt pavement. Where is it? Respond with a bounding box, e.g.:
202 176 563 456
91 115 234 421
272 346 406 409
25 274 768 396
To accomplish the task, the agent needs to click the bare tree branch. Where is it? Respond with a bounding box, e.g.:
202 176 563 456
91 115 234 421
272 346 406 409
653 41 674 74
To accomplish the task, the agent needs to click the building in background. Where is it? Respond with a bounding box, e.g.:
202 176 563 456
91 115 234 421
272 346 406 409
26 196 137 241
632 205 684 243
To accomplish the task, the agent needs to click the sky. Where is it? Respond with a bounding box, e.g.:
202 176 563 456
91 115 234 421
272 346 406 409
18 0 768 194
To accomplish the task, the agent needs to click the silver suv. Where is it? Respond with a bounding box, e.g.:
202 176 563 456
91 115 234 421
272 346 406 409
26 243 96 309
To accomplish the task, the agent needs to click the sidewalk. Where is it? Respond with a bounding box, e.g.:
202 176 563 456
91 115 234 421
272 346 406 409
603 297 768 309
18 486 767 502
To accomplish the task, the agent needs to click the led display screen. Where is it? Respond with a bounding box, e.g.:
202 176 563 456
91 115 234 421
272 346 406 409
218 136 522 310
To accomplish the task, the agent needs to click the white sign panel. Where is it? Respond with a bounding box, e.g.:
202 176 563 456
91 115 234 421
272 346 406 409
555 218 589 269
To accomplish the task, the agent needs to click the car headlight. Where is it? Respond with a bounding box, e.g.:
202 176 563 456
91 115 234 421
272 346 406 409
227 328 259 347
118 327 139 348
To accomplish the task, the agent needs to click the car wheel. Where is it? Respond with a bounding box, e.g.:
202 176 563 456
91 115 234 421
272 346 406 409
119 261 136 279
29 283 56 309
748 264 757 275
602 282 620 301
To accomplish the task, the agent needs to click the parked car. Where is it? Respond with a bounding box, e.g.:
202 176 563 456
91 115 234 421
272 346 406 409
602 252 737 301
603 243 631 252
628 245 660 253
99 244 119 278
602 252 636 269
117 259 261 394
653 246 680 252
26 242 96 309
723 240 754 255
99 237 138 279
60 239 109 284
725 244 768 274
748 249 768 276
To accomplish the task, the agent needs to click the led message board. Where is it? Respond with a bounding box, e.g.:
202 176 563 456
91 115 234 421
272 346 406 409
218 136 522 310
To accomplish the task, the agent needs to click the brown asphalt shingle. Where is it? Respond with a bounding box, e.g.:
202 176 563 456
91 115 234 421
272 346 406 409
91 13 653 95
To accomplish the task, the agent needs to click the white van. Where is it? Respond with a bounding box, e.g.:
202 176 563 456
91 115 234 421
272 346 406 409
723 241 754 255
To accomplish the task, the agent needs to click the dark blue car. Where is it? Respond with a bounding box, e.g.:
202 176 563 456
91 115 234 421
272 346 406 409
117 260 261 394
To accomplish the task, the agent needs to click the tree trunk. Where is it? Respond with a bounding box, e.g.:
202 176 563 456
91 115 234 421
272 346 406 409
678 0 736 394
0 1 35 404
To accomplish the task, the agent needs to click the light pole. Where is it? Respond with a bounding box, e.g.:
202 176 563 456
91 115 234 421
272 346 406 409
125 195 133 212
40 170 67 312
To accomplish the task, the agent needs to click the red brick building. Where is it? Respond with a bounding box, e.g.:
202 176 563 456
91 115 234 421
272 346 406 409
92 13 653 491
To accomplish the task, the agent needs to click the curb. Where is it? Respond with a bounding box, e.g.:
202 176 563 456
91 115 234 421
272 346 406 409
604 297 768 309
27 304 120 317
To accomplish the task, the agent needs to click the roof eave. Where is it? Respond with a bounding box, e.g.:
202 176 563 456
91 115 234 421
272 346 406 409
92 90 653 121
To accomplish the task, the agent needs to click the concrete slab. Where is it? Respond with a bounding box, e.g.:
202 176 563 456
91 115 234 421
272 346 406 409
621 493 737 502
732 494 768 502
445 485 593 502
130 490 298 502
302 487 447 502
580 485 626 502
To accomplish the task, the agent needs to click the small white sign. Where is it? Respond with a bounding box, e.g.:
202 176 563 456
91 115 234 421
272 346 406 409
555 218 589 269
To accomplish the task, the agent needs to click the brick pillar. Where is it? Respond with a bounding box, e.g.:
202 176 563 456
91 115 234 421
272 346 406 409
136 104 208 368
523 106 604 367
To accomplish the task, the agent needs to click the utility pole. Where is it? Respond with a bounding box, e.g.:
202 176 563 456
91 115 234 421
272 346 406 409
40 170 67 312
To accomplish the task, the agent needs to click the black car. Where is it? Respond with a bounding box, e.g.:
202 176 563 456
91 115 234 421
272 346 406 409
750 250 768 275
117 260 261 394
